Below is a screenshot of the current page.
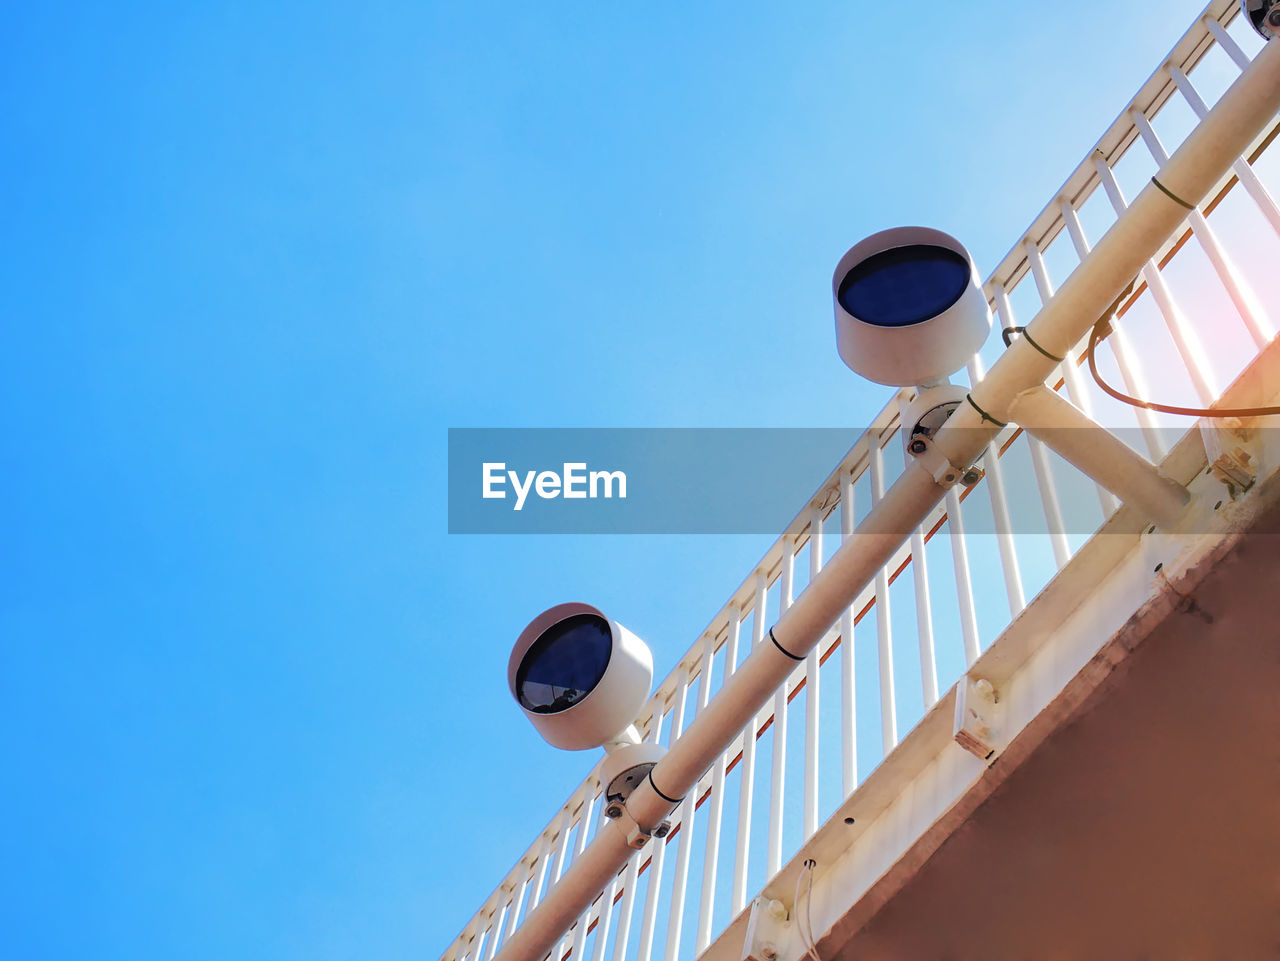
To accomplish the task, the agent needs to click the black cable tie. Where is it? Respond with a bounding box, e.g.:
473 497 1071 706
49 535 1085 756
768 627 804 662
965 394 1008 428
646 770 682 805
1151 176 1195 210
1001 326 1065 363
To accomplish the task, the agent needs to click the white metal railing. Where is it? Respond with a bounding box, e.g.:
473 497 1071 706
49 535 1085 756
442 3 1280 959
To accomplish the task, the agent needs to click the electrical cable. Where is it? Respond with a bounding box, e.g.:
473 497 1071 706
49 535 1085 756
1085 282 1280 418
793 859 823 961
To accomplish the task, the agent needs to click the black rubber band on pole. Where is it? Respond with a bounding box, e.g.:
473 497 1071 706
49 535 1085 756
646 770 682 805
1151 176 1195 210
965 394 1008 428
1000 326 1066 363
769 627 804 662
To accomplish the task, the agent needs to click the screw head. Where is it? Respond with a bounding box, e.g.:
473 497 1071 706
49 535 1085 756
908 438 928 455
652 821 671 839
605 804 624 819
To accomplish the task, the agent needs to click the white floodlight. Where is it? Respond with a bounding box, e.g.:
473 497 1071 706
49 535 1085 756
833 227 992 456
832 226 991 389
1244 0 1280 40
509 602 665 819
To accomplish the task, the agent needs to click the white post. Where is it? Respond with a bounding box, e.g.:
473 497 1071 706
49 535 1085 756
730 574 767 915
992 284 1075 566
803 505 823 838
767 544 794 878
1204 14 1253 71
610 855 641 961
838 471 858 796
634 703 671 961
695 613 739 952
968 356 1026 617
944 486 982 666
869 442 897 752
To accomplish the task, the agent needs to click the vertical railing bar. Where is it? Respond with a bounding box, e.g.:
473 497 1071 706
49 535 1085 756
908 522 940 708
944 486 982 666
484 907 505 961
488 899 511 960
662 646 714 961
1203 15 1253 72
661 798 695 961
528 834 554 914
767 543 795 878
533 806 573 959
1168 62 1280 240
967 356 1026 617
869 442 898 752
501 870 530 950
635 700 673 961
1091 153 1217 404
576 794 598 860
550 809 575 889
591 868 620 961
1028 429 1073 569
610 854 642 961
995 282 1073 566
897 421 938 706
838 472 859 796
1019 249 1100 421
730 573 767 915
1059 200 1167 461
696 611 740 953
564 790 602 961
459 929 477 961
803 505 823 839
1132 106 1273 347
1012 261 1120 518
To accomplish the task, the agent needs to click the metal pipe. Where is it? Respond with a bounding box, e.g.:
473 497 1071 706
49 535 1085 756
489 36 1280 961
1008 386 1190 529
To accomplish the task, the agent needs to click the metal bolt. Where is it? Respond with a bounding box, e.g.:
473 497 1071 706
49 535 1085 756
604 804 624 819
962 467 984 486
908 438 928 455
652 820 671 839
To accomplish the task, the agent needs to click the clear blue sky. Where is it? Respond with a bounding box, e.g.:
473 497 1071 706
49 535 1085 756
1 2 1230 960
